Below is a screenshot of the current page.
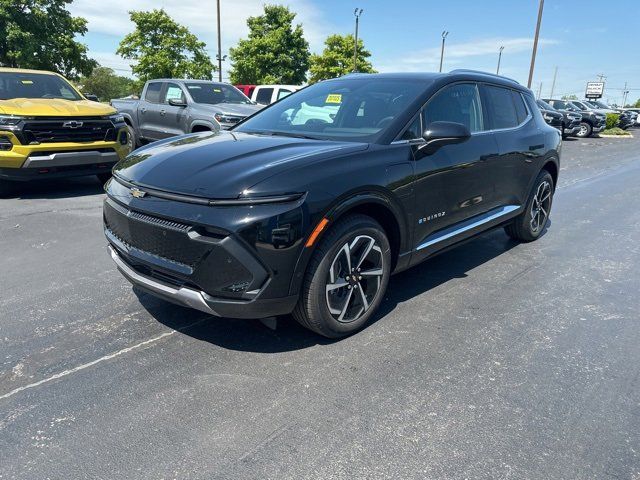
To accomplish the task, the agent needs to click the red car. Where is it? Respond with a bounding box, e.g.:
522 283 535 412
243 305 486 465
235 85 256 98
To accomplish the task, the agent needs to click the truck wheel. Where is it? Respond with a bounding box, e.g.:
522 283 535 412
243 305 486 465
0 178 16 198
293 214 391 338
96 172 112 185
576 122 592 138
505 170 554 242
126 125 139 150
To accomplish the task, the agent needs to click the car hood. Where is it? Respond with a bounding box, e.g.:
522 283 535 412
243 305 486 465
113 130 368 198
196 102 262 117
0 98 115 117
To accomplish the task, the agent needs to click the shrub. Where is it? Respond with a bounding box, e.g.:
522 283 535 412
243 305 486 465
602 127 631 136
605 113 620 130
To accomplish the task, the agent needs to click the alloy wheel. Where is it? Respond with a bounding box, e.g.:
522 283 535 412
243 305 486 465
325 235 384 323
530 180 552 234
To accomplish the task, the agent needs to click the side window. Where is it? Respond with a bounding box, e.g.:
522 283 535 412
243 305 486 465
400 115 422 140
422 83 483 133
256 87 274 105
144 82 162 103
512 91 528 124
163 83 185 104
277 89 293 100
483 85 518 129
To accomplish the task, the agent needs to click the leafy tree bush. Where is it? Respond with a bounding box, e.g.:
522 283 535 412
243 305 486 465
605 113 620 130
561 94 578 100
309 34 376 84
0 0 96 78
229 5 310 85
117 9 214 85
78 66 137 102
634 98 640 108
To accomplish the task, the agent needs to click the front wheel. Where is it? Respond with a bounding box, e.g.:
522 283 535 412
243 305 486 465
505 170 554 242
576 121 592 138
0 178 16 198
96 172 112 185
293 215 391 338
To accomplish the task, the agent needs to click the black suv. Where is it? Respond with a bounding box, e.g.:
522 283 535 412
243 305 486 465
536 99 581 138
543 99 606 137
104 71 561 338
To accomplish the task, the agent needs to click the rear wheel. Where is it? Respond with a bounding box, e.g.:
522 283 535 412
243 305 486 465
505 170 554 242
0 178 16 198
293 215 391 338
576 121 592 138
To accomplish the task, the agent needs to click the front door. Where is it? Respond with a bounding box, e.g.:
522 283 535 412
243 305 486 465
159 82 188 138
411 82 499 261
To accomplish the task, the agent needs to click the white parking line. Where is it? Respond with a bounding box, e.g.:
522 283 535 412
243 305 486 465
1 329 177 402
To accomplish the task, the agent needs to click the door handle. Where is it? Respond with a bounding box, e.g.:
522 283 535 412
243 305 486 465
140 107 146 114
160 109 166 116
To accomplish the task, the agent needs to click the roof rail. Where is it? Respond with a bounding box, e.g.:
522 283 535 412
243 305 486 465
449 69 520 85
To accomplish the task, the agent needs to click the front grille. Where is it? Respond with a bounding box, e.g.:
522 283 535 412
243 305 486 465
104 200 212 267
23 119 114 144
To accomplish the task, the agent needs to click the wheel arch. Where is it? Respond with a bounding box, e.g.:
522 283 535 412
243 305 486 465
190 121 218 133
541 157 559 190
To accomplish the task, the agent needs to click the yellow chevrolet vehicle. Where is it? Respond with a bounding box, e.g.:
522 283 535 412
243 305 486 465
0 67 131 196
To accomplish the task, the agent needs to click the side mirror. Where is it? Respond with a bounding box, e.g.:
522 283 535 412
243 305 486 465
418 121 471 155
168 98 187 107
84 93 99 102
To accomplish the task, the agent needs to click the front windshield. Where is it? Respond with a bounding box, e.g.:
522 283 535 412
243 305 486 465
185 83 252 105
0 72 82 101
570 101 589 111
537 99 554 110
591 100 609 109
234 77 428 142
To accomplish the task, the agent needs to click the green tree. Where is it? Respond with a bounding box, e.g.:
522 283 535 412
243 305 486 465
0 0 96 78
78 66 137 102
634 98 640 108
229 5 310 85
309 34 376 84
561 94 578 100
117 9 214 84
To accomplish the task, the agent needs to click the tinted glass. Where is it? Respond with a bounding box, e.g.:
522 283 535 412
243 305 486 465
537 99 554 110
163 83 185 104
401 115 422 140
0 72 81 101
235 78 429 143
185 83 252 105
484 85 518 129
570 101 589 111
422 83 483 132
512 91 529 123
256 88 274 105
145 82 162 103
277 89 293 100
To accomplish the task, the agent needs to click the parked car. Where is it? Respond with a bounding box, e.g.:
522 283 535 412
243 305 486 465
584 101 638 129
250 85 302 105
0 67 131 196
235 84 256 98
112 80 262 146
536 99 581 138
543 99 606 137
623 108 640 125
104 70 561 338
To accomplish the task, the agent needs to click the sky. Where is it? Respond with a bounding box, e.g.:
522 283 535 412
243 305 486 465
68 0 640 105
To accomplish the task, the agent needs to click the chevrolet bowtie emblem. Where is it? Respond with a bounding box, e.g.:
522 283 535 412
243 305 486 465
62 121 83 128
130 187 146 198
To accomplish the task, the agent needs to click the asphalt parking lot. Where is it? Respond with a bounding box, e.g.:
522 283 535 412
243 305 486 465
1 133 639 479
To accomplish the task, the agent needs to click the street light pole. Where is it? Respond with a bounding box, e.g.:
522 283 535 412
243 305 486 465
496 46 504 75
549 66 558 98
216 0 222 82
353 8 363 72
527 0 544 88
439 31 449 73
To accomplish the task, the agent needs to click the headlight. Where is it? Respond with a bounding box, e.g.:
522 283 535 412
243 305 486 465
543 113 553 121
214 113 240 124
108 114 125 124
0 115 24 127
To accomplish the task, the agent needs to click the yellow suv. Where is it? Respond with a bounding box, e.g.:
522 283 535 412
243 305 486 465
0 67 132 196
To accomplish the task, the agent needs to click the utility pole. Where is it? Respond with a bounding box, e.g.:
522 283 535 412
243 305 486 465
549 66 558 98
496 46 504 75
620 82 628 107
537 82 543 99
353 8 363 72
216 0 223 82
527 0 544 88
596 73 606 83
439 31 449 73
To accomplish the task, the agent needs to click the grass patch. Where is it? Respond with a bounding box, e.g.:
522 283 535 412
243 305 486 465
601 127 632 136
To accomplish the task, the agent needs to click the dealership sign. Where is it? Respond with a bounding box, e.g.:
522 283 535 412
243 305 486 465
585 82 605 99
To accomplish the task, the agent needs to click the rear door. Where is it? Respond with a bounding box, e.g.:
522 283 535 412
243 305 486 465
411 82 499 260
138 82 163 140
480 84 544 208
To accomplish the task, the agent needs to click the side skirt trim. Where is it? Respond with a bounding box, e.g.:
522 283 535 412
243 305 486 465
416 205 520 251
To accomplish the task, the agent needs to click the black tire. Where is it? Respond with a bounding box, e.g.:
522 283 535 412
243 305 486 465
0 178 16 198
126 124 139 150
96 172 112 185
561 126 567 139
576 121 592 138
293 214 391 338
505 170 554 242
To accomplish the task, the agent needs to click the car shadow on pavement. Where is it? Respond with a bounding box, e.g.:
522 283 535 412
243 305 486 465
143 227 524 353
4 176 105 200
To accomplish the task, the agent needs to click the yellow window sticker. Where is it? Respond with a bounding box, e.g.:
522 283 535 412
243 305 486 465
213 88 222 92
326 94 342 104
21 80 34 84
